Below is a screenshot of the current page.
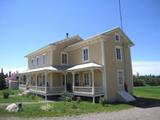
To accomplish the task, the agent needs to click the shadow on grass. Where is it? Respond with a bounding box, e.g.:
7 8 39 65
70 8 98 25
128 96 160 108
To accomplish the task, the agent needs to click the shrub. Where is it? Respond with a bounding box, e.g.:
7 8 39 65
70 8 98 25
71 102 77 109
60 91 73 104
3 91 10 99
31 95 36 100
76 97 81 103
133 79 145 86
40 104 53 111
99 97 106 106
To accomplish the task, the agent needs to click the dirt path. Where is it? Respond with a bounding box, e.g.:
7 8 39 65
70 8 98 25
0 107 160 120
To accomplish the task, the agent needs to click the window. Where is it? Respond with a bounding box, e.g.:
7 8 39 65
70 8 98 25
42 54 46 65
115 47 122 61
61 52 68 65
117 70 124 85
83 72 91 86
82 47 89 62
115 33 120 42
31 58 34 66
75 74 80 86
36 57 39 66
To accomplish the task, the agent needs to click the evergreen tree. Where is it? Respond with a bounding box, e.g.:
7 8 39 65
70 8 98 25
0 73 6 90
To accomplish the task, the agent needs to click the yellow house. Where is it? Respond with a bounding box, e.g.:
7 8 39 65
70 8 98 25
19 27 135 103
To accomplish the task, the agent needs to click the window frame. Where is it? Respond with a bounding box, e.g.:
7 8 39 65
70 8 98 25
42 54 46 65
115 33 120 42
115 46 122 61
36 56 40 66
61 52 68 65
82 46 89 63
83 72 91 86
117 69 124 86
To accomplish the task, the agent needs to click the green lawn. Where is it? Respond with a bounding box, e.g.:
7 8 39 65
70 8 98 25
0 89 43 103
133 86 160 99
0 101 133 117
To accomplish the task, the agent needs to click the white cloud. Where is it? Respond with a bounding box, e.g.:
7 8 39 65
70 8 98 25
132 61 160 75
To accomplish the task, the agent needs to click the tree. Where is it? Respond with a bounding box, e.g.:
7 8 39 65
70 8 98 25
0 73 6 90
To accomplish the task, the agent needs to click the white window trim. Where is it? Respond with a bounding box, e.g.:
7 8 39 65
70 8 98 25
83 72 91 86
115 33 120 42
115 46 122 61
42 53 46 66
82 46 89 63
61 52 68 65
36 56 40 66
31 58 34 67
117 69 124 86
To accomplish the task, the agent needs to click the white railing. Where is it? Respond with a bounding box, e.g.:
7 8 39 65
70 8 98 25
74 86 92 92
47 86 64 94
74 86 103 94
19 84 26 89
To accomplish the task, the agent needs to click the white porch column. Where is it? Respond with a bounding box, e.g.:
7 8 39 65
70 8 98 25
45 71 48 100
91 70 95 103
72 72 75 92
35 73 38 91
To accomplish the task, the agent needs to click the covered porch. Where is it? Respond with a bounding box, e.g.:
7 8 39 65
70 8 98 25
67 63 104 103
19 66 65 99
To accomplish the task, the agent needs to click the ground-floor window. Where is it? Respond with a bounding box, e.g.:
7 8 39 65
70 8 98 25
83 72 91 86
117 69 124 85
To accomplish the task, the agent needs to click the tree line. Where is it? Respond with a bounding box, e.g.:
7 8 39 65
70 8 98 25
133 74 160 86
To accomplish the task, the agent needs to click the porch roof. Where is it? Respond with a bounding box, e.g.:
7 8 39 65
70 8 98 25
20 66 58 74
67 63 103 71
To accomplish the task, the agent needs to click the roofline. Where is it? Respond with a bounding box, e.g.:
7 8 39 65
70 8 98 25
65 27 134 50
25 35 82 58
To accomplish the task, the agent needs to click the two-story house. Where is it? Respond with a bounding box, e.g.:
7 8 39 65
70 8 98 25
19 27 135 103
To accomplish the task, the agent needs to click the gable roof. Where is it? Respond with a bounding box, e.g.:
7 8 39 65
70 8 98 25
25 35 82 57
65 27 134 51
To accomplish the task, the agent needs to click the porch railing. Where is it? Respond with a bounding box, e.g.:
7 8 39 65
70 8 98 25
74 86 103 95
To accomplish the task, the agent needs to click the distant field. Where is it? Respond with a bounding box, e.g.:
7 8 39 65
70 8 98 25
133 86 160 99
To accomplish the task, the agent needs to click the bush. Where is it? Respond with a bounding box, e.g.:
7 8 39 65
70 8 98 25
60 91 73 104
76 97 81 103
133 79 145 86
71 102 77 109
99 97 106 106
40 104 53 111
3 91 10 99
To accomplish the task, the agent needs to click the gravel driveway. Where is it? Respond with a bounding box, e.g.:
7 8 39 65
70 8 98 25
0 107 160 120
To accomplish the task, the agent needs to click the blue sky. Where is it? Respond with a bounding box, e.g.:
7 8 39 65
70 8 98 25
0 0 160 75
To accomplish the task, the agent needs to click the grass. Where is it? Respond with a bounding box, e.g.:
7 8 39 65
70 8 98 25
133 86 160 99
0 89 43 103
0 101 133 117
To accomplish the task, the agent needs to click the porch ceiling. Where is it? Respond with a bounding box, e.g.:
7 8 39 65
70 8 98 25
20 66 59 74
67 63 103 72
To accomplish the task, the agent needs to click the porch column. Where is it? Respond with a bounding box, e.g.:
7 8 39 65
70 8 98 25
45 71 48 100
72 72 75 91
91 70 95 103
35 73 38 91
63 72 67 92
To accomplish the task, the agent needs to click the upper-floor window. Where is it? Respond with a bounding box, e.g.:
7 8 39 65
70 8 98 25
36 57 39 66
31 58 34 66
115 46 122 61
61 52 68 65
42 54 46 65
117 69 124 85
82 47 89 63
115 33 120 42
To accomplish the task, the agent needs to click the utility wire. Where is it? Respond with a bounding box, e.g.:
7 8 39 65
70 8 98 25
119 0 123 30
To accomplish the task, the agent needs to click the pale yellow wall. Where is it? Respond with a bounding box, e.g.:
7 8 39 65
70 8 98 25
27 47 52 69
94 70 102 86
53 37 82 65
68 41 102 65
102 30 133 102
